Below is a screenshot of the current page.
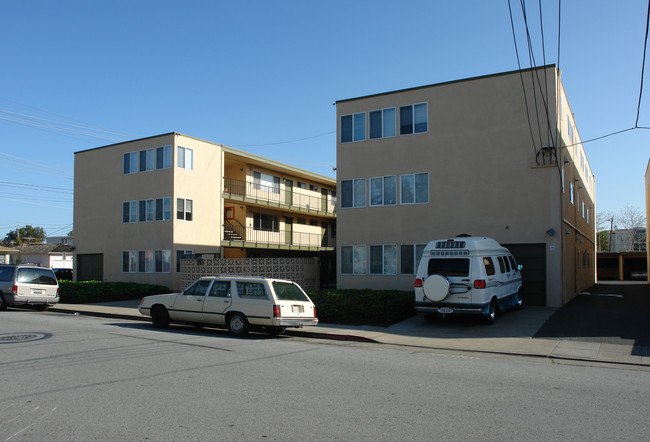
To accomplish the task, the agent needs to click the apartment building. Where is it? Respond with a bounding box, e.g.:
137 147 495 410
335 65 595 307
73 133 336 290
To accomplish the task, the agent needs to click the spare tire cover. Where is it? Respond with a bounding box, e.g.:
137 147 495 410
422 274 450 302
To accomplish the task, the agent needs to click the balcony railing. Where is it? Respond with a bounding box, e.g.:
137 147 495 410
223 177 336 215
223 223 335 250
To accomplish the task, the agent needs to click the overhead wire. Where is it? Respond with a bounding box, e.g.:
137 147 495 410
520 0 545 148
635 0 650 127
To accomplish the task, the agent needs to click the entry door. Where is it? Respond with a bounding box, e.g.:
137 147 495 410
285 217 293 245
284 179 293 206
321 188 328 212
202 280 233 325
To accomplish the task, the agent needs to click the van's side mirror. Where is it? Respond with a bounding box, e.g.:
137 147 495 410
517 264 524 271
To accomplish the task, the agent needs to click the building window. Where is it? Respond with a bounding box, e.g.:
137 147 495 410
400 244 426 274
399 103 427 135
138 199 154 222
138 250 154 273
253 212 279 232
296 181 307 189
569 182 575 205
176 250 193 272
567 116 574 143
122 250 137 272
370 176 397 206
155 250 171 273
341 112 366 143
177 198 193 221
369 107 396 139
341 245 367 275
340 178 366 208
309 184 319 191
139 149 155 172
400 173 428 204
370 245 397 275
297 217 307 225
156 145 172 170
155 197 172 221
123 152 139 174
253 171 280 194
177 146 193 170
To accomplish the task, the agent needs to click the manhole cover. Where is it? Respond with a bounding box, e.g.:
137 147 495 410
0 333 51 343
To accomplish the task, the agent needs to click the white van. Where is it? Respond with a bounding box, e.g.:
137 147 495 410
414 237 523 324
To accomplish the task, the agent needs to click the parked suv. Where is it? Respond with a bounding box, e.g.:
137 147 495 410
138 275 318 336
0 264 60 310
414 237 523 324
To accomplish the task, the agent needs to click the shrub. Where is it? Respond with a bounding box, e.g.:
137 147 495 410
59 281 169 304
308 289 415 327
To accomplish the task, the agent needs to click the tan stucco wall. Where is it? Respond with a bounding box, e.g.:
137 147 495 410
336 67 595 307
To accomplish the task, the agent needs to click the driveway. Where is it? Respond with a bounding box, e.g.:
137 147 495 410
534 282 650 348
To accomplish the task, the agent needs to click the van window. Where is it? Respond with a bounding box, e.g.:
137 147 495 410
483 257 496 276
16 268 57 285
508 256 518 270
503 256 511 272
497 257 505 273
427 258 469 277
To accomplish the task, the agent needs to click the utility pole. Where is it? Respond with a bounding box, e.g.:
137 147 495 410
608 217 614 253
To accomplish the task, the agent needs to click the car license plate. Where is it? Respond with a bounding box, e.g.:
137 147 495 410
438 307 453 314
32 289 43 295
292 305 303 313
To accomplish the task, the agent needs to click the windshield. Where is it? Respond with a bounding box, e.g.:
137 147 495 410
427 258 470 277
272 281 310 302
16 268 57 285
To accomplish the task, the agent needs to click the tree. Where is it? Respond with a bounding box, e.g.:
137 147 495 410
2 225 46 246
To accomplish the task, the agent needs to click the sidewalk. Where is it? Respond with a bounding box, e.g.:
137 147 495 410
49 300 650 367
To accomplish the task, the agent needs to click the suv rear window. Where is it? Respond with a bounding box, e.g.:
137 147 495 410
272 281 310 302
427 258 470 277
16 268 57 285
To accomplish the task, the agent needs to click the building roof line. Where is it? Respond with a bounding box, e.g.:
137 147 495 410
335 64 558 104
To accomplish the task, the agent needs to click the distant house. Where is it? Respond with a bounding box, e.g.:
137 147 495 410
0 246 18 265
46 236 75 247
12 243 74 268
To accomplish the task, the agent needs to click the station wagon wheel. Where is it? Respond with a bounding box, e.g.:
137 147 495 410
151 305 171 329
0 294 6 311
228 313 249 337
483 299 498 325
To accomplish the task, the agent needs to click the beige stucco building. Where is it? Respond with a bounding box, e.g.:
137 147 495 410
74 133 336 291
335 65 595 307
645 158 650 283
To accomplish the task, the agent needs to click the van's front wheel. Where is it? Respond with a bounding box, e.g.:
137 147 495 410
483 299 497 325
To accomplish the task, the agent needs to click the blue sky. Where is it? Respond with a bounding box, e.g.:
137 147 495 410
1 0 648 238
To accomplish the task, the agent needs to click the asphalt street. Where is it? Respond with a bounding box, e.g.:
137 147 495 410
1 310 650 441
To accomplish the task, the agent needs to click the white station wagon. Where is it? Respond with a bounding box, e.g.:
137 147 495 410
138 275 318 336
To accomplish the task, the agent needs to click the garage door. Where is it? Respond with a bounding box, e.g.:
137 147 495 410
77 254 103 282
502 243 546 306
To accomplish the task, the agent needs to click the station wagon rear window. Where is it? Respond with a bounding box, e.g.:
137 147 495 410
427 258 469 277
236 282 267 298
272 281 310 302
16 268 57 285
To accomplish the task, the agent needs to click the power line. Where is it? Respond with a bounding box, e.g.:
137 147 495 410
635 0 650 127
557 0 562 70
232 131 334 148
0 181 73 194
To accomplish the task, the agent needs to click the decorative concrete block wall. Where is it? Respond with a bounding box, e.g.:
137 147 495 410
180 257 320 292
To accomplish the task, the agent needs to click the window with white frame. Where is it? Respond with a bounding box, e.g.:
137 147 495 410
253 171 280 194
155 250 172 273
138 250 154 273
177 146 193 170
340 245 367 274
138 199 154 222
340 112 366 143
399 103 427 135
370 175 397 206
253 212 279 232
139 149 155 172
369 107 396 139
176 250 193 272
176 198 193 221
400 244 426 275
156 145 173 170
122 250 138 272
155 197 172 221
370 244 397 275
569 182 574 205
122 201 138 223
400 173 429 204
340 178 366 208
123 152 139 174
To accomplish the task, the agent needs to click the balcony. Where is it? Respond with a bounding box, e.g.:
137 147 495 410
223 223 335 251
223 177 336 217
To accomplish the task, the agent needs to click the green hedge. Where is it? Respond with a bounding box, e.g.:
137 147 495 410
59 281 169 304
308 289 415 327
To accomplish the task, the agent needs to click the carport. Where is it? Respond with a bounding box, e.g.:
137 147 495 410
597 252 647 281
